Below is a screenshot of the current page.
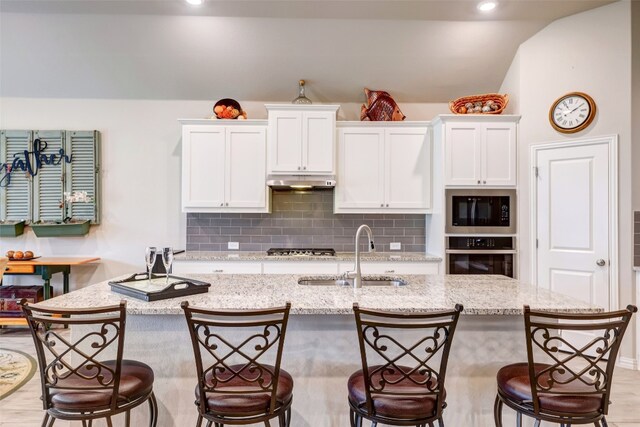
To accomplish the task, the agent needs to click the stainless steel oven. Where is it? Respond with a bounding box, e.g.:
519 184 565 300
446 236 516 278
446 189 516 234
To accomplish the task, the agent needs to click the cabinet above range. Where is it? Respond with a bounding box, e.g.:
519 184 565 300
433 115 520 187
265 104 340 175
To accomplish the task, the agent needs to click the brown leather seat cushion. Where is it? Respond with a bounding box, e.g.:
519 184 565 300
50 360 154 411
348 365 444 420
195 364 294 416
497 362 604 414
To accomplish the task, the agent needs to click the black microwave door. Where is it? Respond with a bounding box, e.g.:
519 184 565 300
452 196 509 228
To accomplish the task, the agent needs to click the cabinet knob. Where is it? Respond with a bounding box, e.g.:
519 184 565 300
483 180 487 184
386 204 389 207
380 203 384 207
225 202 229 206
220 203 224 206
298 166 301 170
477 180 481 184
303 166 307 170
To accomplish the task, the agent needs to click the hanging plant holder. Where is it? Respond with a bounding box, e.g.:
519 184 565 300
0 220 26 237
30 219 91 237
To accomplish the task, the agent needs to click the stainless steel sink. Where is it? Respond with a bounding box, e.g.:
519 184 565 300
297 278 408 287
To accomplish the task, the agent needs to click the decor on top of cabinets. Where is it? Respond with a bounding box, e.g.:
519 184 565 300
213 98 247 120
265 104 339 175
180 120 270 213
334 122 431 214
449 93 508 114
0 130 101 237
549 92 596 134
360 88 406 121
292 80 312 104
435 115 519 187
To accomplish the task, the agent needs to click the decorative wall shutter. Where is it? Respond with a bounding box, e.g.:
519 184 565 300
65 131 100 224
0 130 33 222
32 130 65 223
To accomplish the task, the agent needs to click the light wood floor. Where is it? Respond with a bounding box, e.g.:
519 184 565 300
1 327 639 427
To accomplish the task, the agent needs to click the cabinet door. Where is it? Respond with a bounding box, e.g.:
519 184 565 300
302 111 335 174
335 128 385 211
268 110 302 173
444 123 481 186
481 122 517 186
226 127 268 208
384 127 431 210
182 125 226 210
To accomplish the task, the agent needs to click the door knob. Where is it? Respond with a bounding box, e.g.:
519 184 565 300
596 259 606 266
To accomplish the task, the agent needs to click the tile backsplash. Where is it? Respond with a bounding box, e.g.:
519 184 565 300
186 190 426 253
635 211 640 267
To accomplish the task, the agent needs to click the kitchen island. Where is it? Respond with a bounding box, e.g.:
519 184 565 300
38 274 600 427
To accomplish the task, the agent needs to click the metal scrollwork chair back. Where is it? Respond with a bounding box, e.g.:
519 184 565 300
182 301 293 426
495 305 638 427
21 300 157 427
351 303 463 426
524 304 637 419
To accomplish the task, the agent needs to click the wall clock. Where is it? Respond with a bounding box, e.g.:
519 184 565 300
549 92 596 133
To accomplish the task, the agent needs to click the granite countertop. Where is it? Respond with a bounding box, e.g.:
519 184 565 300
175 251 442 263
38 274 601 316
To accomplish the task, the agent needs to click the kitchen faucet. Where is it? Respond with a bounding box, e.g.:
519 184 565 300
352 224 375 288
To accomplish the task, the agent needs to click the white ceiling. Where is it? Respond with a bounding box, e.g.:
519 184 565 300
0 0 616 102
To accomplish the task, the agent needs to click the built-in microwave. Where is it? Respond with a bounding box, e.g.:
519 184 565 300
446 189 516 234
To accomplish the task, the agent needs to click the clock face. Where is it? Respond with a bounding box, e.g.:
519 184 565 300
549 92 596 133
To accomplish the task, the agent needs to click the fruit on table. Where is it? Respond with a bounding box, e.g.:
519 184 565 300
13 251 24 259
24 251 34 258
6 250 14 258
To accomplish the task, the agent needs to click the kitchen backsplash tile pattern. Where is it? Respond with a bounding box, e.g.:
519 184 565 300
635 211 640 267
186 190 426 252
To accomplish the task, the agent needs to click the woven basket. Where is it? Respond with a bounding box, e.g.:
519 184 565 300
449 93 509 115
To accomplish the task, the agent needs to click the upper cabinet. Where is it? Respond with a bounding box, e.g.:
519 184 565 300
334 123 431 214
436 115 520 187
265 104 339 175
181 120 270 213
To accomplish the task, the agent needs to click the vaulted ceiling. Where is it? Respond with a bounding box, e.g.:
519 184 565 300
0 0 616 102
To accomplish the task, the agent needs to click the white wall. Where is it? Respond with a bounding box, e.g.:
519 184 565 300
0 98 446 292
499 1 635 359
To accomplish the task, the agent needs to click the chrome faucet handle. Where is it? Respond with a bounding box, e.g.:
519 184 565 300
341 270 354 279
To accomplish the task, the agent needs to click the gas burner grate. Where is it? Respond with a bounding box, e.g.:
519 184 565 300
266 248 336 257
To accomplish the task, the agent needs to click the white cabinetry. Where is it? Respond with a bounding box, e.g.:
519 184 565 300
440 115 519 187
181 120 270 213
335 123 431 213
266 104 339 175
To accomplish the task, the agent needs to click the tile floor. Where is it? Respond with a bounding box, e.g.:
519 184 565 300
1 327 639 427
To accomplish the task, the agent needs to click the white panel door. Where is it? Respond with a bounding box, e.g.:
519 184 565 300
302 111 335 174
335 128 385 210
536 142 610 309
445 123 481 186
226 127 267 208
384 127 430 210
268 110 302 173
182 125 225 209
482 122 517 186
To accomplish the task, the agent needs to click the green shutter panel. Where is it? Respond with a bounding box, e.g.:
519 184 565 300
65 131 100 224
0 130 33 222
33 130 65 223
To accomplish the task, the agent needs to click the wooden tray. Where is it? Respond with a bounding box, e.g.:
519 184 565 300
109 273 210 302
8 256 41 262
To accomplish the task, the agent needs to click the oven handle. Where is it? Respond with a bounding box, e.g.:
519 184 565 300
445 249 517 254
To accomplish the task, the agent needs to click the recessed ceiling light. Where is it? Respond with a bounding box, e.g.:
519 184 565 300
477 1 498 12
185 0 203 5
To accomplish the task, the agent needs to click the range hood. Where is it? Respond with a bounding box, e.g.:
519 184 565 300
266 175 336 190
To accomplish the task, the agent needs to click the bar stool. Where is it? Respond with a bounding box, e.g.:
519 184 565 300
181 301 293 427
348 303 464 427
494 304 637 427
21 300 158 427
